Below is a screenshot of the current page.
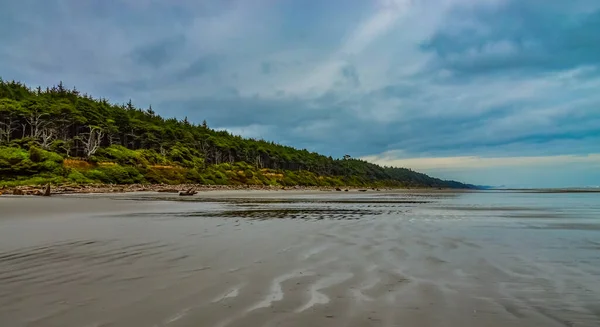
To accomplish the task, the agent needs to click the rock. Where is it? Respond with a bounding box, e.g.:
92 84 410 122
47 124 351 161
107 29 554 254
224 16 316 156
335 188 342 191
344 189 349 192
13 189 24 195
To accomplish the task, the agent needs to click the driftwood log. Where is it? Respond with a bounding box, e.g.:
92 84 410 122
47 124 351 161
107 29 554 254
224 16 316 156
43 184 51 196
179 188 197 196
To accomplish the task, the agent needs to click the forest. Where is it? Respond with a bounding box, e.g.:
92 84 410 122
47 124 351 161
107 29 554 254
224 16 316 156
0 79 475 189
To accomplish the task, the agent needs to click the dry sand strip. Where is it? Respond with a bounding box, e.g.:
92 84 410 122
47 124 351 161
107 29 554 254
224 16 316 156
0 193 598 327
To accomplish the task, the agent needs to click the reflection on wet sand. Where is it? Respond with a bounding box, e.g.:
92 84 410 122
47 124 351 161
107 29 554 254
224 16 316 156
1 190 599 327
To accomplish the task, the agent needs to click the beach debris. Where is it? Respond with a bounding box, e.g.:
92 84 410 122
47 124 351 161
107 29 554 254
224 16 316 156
32 184 52 196
179 187 198 196
358 189 367 192
43 184 51 196
0 184 401 195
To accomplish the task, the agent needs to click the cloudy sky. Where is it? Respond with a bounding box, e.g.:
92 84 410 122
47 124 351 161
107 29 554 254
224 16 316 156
1 0 599 188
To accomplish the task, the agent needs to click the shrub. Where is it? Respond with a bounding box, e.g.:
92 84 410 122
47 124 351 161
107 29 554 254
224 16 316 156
0 175 66 187
84 165 144 184
67 169 93 184
0 146 28 166
0 146 63 178
143 167 186 184
94 145 146 166
139 149 169 165
29 146 44 162
168 144 204 168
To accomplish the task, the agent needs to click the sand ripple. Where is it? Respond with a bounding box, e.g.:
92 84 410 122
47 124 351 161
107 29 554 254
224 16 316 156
1 191 599 327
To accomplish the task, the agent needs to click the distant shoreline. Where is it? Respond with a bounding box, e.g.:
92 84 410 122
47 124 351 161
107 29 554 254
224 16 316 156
485 188 600 193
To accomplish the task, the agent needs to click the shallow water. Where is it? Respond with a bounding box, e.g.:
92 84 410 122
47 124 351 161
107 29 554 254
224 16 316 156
0 190 599 326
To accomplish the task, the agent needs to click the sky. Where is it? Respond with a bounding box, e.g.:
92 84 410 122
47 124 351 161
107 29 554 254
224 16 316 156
1 0 599 188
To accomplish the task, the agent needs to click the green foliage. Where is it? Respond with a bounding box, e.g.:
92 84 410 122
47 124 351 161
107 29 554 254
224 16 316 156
94 145 147 166
0 146 63 178
0 79 475 189
67 169 93 184
0 146 28 165
168 144 204 168
143 167 186 184
29 147 43 162
50 139 74 156
0 176 67 187
84 166 144 184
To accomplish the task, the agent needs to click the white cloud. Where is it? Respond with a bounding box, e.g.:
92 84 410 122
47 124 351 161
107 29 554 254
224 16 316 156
279 0 417 98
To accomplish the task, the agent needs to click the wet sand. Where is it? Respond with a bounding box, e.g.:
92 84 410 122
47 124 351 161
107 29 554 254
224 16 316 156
1 191 599 326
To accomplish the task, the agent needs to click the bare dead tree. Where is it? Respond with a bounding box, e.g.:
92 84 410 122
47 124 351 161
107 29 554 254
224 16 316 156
255 155 263 169
20 122 27 138
107 133 120 146
0 118 18 143
24 109 49 139
80 127 104 158
214 149 222 164
39 125 57 149
197 138 210 156
127 129 138 149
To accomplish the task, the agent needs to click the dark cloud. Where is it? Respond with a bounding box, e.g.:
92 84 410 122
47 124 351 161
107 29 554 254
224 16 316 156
339 64 360 88
130 35 186 68
177 55 223 80
421 1 600 76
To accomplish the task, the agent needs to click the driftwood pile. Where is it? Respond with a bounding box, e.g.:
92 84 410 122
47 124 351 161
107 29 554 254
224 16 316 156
0 183 387 196
5 184 53 196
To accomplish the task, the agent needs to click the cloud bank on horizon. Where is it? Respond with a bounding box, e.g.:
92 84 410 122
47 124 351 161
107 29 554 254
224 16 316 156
1 0 599 187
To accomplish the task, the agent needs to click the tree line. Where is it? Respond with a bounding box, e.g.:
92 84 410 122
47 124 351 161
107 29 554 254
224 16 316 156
0 78 475 188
